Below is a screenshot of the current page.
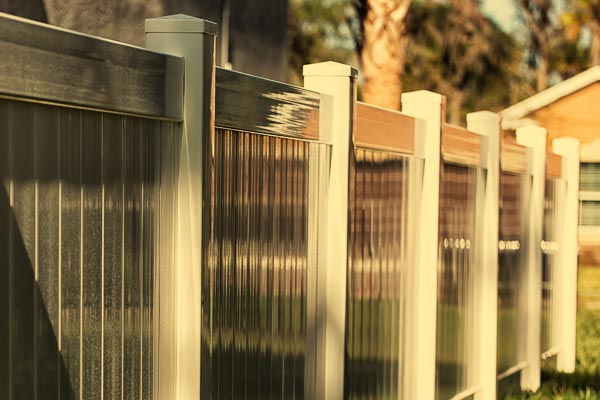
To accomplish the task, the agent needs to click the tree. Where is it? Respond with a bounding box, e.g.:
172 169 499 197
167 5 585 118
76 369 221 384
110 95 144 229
562 0 600 65
353 0 412 110
515 0 561 91
403 1 526 123
288 0 357 84
288 0 530 118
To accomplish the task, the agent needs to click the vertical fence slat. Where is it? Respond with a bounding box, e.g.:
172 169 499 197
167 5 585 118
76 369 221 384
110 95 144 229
81 111 103 400
123 117 142 400
0 99 9 400
59 108 82 399
552 137 580 373
303 61 357 400
541 177 559 359
102 113 124 400
516 126 547 392
263 137 274 398
34 104 61 399
141 118 156 400
10 100 36 400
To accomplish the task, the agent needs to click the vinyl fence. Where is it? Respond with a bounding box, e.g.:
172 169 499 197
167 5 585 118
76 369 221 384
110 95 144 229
0 12 581 400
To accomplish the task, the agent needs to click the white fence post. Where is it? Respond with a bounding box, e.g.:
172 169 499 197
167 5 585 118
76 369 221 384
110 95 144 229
552 137 580 373
516 126 547 392
401 90 444 400
467 111 501 400
303 61 357 400
146 15 216 399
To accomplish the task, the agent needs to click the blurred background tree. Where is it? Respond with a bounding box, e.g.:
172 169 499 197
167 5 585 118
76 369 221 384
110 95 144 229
404 0 526 123
289 0 530 121
562 0 600 65
515 0 591 85
288 0 357 84
288 0 600 121
516 0 559 90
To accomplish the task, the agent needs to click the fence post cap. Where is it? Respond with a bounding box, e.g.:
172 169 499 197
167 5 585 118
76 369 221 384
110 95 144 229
516 124 545 134
303 61 358 78
467 110 500 123
145 14 217 35
552 137 580 156
401 90 445 105
516 125 547 148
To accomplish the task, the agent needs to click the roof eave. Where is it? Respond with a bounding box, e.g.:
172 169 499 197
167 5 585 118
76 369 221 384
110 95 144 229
501 65 600 126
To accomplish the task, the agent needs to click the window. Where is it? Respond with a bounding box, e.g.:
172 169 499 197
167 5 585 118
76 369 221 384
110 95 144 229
580 163 600 191
581 200 600 226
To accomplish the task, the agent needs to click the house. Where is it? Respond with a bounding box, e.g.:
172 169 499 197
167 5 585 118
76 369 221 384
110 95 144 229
502 66 600 264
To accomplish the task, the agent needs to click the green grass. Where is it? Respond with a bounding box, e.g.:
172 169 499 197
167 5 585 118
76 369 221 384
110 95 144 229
579 266 600 311
502 266 600 399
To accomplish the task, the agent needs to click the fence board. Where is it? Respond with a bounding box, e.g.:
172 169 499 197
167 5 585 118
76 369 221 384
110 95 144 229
215 68 322 141
442 124 481 167
0 13 183 119
355 102 415 154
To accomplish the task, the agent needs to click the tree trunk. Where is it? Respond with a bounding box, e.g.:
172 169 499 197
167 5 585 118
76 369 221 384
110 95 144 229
536 51 549 91
361 0 411 110
591 20 600 66
448 89 464 125
516 0 552 91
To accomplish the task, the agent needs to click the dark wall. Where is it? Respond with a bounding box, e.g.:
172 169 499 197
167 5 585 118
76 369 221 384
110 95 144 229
164 0 222 22
0 0 289 82
1 0 166 46
229 0 289 82
0 0 47 22
165 0 289 82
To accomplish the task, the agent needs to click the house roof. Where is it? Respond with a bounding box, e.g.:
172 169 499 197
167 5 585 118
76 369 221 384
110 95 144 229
501 65 600 130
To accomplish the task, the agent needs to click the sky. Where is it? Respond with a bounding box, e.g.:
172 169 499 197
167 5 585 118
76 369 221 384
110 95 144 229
481 0 517 33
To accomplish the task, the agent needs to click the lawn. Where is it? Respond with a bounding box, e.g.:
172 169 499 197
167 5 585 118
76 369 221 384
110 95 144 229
502 265 600 399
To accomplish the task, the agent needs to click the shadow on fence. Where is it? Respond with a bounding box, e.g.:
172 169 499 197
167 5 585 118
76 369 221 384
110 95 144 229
0 183 74 399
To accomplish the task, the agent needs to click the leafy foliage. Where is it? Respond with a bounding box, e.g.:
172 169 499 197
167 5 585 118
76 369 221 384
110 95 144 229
403 1 529 122
287 0 358 84
515 0 593 88
562 0 600 65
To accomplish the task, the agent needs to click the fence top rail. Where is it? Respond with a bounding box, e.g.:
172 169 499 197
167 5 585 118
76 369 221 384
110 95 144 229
215 67 328 143
354 101 415 154
441 123 481 167
546 152 563 179
501 135 529 175
0 12 184 120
